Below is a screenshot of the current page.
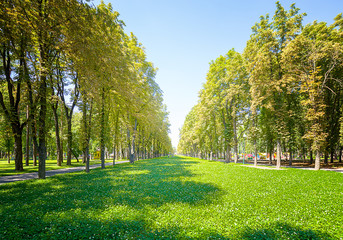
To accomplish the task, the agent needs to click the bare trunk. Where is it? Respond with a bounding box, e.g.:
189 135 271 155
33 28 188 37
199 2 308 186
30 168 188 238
66 117 72 165
85 147 90 173
310 150 313 165
289 151 292 166
7 151 10 164
233 116 238 163
225 145 230 163
82 96 92 172
14 134 24 171
127 128 134 164
330 150 334 163
38 79 47 179
254 139 257 166
132 118 138 162
276 139 281 169
33 138 38 166
314 150 321 170
52 104 63 166
25 105 30 166
324 152 328 165
100 88 105 169
112 134 116 165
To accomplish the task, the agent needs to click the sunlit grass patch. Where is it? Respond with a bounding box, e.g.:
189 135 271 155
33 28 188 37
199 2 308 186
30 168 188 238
0 158 117 176
0 156 342 239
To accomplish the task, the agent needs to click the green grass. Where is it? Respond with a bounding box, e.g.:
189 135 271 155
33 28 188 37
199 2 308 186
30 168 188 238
0 156 342 239
0 158 117 177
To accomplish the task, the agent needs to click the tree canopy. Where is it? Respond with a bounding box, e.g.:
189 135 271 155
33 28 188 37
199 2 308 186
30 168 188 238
178 2 343 170
0 0 172 177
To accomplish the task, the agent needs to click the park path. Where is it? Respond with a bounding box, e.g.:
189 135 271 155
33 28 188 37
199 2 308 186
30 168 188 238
0 160 129 185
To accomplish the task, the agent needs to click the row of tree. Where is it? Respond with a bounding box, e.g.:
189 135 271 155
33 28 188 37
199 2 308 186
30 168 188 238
178 2 343 170
0 0 172 178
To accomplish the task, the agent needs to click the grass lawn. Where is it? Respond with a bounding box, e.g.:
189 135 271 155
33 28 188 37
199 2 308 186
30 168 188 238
0 158 116 177
0 156 342 239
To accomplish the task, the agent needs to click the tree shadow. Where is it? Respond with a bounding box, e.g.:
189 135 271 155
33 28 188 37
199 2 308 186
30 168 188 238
237 222 333 239
0 156 225 239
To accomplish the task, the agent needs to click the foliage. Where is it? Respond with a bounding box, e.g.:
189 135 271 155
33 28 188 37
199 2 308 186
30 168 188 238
178 2 343 169
0 0 172 174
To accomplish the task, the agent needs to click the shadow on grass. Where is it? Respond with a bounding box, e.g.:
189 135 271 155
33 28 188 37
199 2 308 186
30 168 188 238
0 156 223 239
0 157 334 239
237 222 333 240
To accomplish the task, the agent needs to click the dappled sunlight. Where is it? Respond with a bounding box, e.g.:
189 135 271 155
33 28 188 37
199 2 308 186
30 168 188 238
0 156 342 239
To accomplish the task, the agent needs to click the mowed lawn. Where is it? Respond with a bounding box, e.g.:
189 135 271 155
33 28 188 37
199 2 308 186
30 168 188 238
0 158 115 177
0 156 342 239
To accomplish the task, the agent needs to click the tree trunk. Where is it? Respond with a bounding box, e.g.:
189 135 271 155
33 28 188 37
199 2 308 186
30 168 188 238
314 150 321 170
38 79 47 179
33 138 38 166
52 104 63 166
225 144 230 163
14 133 24 171
66 116 72 165
310 150 313 165
7 150 11 164
85 147 90 173
60 111 64 163
100 89 105 169
276 139 281 169
131 118 138 162
82 96 93 171
254 139 257 166
112 134 116 165
330 150 334 163
26 105 30 166
233 115 238 163
324 152 328 165
289 151 292 166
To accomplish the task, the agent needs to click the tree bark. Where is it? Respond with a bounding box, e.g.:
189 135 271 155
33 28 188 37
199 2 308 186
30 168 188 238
38 78 47 179
127 128 134 164
66 116 72 165
131 118 138 162
314 150 321 170
52 103 63 166
100 89 105 169
276 139 281 169
289 151 292 166
233 115 238 163
26 105 30 166
14 133 24 171
310 150 313 165
324 152 328 165
112 134 116 165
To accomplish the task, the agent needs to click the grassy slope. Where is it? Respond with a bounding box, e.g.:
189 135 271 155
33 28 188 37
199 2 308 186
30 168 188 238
0 156 342 239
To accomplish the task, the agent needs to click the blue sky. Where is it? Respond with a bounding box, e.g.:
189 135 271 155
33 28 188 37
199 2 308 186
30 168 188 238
93 0 342 147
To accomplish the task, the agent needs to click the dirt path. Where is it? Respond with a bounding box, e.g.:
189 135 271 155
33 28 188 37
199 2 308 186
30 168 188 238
0 160 129 185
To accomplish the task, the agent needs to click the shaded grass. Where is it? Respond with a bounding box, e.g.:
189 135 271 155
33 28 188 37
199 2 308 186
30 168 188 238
0 158 117 176
0 155 342 239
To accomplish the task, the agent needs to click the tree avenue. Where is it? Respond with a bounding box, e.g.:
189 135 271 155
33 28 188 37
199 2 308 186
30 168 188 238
0 0 173 178
178 2 343 170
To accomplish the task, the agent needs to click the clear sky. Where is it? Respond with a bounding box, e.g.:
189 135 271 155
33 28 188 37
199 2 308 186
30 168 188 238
92 0 342 148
